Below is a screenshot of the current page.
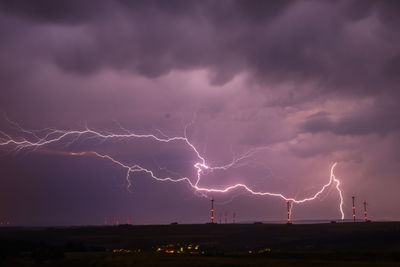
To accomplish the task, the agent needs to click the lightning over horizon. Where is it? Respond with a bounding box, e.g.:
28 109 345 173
0 121 345 220
2 0 400 243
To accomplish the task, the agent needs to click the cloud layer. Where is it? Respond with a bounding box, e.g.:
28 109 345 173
0 0 399 225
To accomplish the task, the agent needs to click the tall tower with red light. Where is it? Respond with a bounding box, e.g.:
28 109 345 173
363 200 368 222
210 197 215 223
286 200 291 224
352 196 356 222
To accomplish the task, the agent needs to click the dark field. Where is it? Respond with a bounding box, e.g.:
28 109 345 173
1 222 400 266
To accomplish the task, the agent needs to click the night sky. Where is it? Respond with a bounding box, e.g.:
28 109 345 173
1 0 400 226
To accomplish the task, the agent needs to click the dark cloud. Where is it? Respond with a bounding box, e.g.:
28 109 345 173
300 112 333 134
1 0 400 224
301 97 400 136
0 0 398 97
0 0 108 24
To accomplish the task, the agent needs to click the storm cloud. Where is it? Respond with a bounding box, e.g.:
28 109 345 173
0 0 399 225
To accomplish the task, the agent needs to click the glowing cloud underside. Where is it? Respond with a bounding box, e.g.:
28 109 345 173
0 124 344 220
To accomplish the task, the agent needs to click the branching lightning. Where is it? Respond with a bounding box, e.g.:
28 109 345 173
0 122 345 220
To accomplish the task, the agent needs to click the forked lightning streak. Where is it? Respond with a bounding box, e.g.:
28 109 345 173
0 124 345 219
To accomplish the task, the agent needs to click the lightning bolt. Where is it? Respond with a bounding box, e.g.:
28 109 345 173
0 122 345 220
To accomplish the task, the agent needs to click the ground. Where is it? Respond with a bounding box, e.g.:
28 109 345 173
0 222 399 266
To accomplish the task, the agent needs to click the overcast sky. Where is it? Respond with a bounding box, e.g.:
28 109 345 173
1 0 400 225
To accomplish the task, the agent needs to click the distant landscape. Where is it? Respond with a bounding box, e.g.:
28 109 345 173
1 222 399 266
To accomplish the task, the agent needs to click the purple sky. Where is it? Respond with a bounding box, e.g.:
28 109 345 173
1 0 400 225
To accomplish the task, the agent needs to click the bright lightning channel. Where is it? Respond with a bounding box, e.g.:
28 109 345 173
0 124 345 219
